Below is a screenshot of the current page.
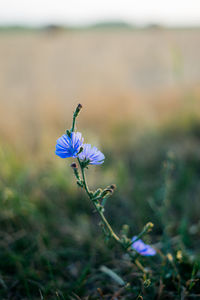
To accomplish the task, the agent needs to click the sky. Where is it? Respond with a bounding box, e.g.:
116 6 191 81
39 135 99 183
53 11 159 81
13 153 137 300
1 0 200 27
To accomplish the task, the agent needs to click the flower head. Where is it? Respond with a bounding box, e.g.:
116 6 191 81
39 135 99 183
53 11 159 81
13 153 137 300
55 132 83 158
78 144 105 165
131 236 156 256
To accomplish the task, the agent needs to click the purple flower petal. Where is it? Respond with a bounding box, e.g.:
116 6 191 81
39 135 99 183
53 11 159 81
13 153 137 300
55 132 83 159
131 236 156 256
78 144 105 165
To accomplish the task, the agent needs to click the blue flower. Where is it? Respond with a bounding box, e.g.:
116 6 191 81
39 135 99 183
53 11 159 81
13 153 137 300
55 132 83 158
131 236 156 256
78 144 105 165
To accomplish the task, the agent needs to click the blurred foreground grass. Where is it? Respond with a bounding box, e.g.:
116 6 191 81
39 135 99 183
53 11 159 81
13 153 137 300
0 117 200 299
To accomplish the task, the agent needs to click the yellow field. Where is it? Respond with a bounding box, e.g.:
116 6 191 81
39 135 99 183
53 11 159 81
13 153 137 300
0 29 200 156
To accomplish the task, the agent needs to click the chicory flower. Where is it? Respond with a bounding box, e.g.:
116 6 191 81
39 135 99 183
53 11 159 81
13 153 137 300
55 132 83 158
78 144 105 165
131 236 156 256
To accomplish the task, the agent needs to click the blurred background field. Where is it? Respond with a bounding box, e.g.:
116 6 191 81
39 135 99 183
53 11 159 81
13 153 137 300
0 28 200 156
0 24 200 299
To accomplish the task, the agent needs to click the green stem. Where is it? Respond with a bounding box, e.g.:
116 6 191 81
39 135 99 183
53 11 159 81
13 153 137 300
77 158 91 196
77 158 121 244
97 205 121 243
71 113 76 132
76 156 147 274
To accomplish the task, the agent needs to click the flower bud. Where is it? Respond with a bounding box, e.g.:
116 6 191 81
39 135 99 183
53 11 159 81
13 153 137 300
77 103 82 110
75 103 82 116
71 162 78 169
101 188 113 198
145 222 154 232
176 250 182 261
110 184 116 190
167 253 173 262
72 103 83 123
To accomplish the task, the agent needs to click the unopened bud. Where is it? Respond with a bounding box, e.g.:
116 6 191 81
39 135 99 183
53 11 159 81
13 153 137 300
176 250 182 261
77 103 82 110
71 162 78 169
110 184 116 190
145 222 154 232
167 253 173 262
101 188 113 198
74 103 83 118
75 103 82 115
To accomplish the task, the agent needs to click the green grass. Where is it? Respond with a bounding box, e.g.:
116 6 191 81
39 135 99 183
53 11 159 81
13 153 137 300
0 122 200 299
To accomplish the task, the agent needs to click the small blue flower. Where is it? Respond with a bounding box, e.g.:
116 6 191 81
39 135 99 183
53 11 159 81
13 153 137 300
131 236 156 256
78 144 105 165
55 132 83 158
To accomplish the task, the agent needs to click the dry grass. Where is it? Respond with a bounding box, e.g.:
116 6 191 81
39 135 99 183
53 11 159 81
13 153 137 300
0 29 200 155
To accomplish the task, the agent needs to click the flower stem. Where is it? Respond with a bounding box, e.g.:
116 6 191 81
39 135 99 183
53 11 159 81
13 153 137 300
71 116 76 132
77 158 91 196
76 162 147 274
97 206 121 243
77 158 121 244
